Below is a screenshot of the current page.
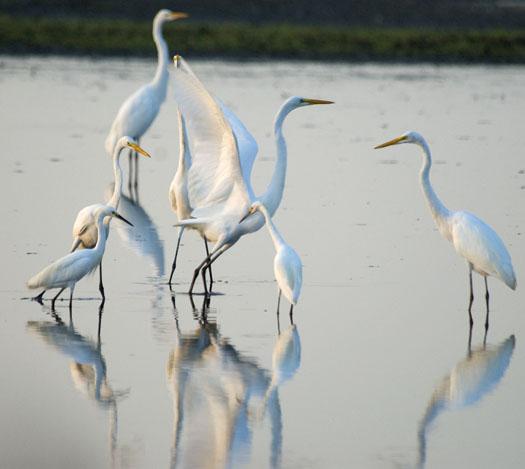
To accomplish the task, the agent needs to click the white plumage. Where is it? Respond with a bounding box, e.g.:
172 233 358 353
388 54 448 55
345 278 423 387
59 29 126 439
375 131 516 326
105 10 186 186
243 201 302 312
170 55 331 294
28 206 132 309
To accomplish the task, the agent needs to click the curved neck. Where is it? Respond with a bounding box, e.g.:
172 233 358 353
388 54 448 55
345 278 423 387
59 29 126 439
260 105 293 215
108 146 123 209
94 216 110 252
152 18 169 99
258 206 285 251
418 139 450 226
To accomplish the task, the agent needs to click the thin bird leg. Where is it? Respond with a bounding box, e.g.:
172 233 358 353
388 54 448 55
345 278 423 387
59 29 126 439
33 290 46 304
189 256 213 296
204 238 214 286
51 288 66 310
201 245 231 294
169 227 185 287
289 304 294 325
484 276 490 333
68 287 74 312
468 267 474 327
467 322 473 356
98 262 105 300
97 301 104 341
276 290 282 315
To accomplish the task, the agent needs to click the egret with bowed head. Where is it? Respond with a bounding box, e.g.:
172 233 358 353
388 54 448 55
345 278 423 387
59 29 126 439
28 206 133 310
240 201 302 318
374 131 516 328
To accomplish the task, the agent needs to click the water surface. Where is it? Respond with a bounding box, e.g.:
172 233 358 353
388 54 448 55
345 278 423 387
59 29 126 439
1 56 525 468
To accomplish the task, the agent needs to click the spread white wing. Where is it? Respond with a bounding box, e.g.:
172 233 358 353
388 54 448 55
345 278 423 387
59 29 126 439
173 58 258 214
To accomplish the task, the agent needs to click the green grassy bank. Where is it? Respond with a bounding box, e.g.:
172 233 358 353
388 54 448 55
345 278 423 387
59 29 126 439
1 14 524 62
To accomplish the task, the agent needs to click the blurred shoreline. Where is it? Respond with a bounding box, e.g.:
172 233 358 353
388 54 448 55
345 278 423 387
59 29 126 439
1 15 524 63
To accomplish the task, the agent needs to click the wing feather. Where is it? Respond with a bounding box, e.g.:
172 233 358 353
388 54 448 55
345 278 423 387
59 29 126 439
172 59 251 212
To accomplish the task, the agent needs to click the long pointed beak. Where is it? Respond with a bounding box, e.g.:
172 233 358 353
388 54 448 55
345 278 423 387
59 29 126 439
169 12 188 20
239 212 251 224
301 98 334 105
374 135 406 149
114 212 133 227
128 142 151 158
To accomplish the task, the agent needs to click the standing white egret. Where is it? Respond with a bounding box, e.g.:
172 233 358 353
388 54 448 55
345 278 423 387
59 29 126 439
374 131 516 327
71 137 150 298
105 9 187 190
171 56 332 294
241 201 302 317
28 206 133 309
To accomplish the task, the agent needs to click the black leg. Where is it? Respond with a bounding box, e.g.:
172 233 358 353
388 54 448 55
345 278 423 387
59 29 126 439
201 245 231 294
69 289 73 311
97 300 104 341
468 269 474 327
204 239 213 287
51 288 65 310
189 256 212 295
33 290 46 304
484 276 490 333
169 228 185 287
276 290 282 315
467 322 473 356
98 262 105 300
289 304 294 325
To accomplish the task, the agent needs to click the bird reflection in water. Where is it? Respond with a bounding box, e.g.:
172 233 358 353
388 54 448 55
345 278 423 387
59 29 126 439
106 183 165 279
417 333 516 468
167 295 301 468
26 304 128 468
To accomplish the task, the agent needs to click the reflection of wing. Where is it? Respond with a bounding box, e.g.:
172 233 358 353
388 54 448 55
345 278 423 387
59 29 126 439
108 188 165 277
166 322 278 468
172 58 253 215
418 335 515 468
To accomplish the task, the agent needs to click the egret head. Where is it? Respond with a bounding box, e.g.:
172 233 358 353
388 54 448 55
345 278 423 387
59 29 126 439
155 9 188 24
239 200 265 224
97 206 133 227
285 96 334 111
116 136 151 159
374 131 426 149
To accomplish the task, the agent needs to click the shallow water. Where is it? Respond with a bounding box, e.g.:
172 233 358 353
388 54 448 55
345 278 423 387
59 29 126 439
1 56 525 468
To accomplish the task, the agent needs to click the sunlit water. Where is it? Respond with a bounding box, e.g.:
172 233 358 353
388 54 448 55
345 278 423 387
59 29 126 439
1 56 525 468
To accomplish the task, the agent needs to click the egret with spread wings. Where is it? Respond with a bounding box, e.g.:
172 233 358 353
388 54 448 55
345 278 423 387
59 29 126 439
170 56 332 294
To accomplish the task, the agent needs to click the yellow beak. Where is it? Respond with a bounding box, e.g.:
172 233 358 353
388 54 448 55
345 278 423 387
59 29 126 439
128 143 151 158
301 98 334 105
374 135 406 149
169 12 188 20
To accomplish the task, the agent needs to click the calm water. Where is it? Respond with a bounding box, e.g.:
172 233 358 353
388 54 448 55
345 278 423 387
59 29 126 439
1 56 525 468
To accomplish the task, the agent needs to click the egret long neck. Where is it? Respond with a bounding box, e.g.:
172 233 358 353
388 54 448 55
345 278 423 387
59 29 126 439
108 147 123 209
94 215 110 253
152 19 169 100
261 105 291 216
258 206 285 251
418 140 450 231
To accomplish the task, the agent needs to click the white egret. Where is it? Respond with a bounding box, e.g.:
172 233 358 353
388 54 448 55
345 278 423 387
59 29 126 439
105 9 187 190
417 335 515 468
375 131 516 327
241 201 302 317
168 63 213 285
171 56 332 294
28 206 133 309
71 137 150 298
